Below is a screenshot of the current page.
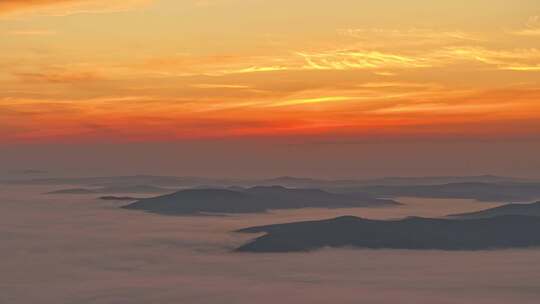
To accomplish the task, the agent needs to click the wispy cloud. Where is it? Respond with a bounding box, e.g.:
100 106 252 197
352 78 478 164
297 50 432 70
439 47 540 71
4 29 56 36
0 0 153 17
2 84 540 143
139 44 540 78
265 96 355 107
338 28 482 46
13 69 103 83
370 102 513 115
509 16 540 36
136 48 440 78
190 84 251 89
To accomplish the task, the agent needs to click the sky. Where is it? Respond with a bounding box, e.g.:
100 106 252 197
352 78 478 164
1 0 539 177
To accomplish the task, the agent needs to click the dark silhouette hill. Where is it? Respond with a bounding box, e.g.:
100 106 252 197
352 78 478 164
448 201 540 219
46 188 97 194
236 215 540 252
99 196 141 201
122 186 400 215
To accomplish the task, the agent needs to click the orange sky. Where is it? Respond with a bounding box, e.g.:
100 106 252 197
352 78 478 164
1 0 540 144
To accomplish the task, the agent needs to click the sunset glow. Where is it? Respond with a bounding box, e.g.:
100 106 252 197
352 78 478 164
1 0 540 143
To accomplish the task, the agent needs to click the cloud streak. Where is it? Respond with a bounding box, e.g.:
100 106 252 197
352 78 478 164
338 28 483 47
1 2 539 144
439 47 540 71
297 50 432 70
13 69 103 83
3 29 56 36
0 0 152 16
2 84 539 143
510 16 540 36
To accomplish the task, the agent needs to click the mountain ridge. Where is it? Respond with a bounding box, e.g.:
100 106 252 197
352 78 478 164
122 186 400 215
236 215 540 252
448 201 540 219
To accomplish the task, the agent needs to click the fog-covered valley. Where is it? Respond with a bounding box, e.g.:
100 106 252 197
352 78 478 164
2 183 540 303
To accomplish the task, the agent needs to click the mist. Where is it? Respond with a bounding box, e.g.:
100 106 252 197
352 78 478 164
2 184 540 303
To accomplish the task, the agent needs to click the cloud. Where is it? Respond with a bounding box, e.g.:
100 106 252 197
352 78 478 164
439 47 540 71
135 48 440 78
190 84 251 89
140 53 295 77
265 96 355 107
4 29 56 36
117 36 540 81
2 84 540 143
297 50 432 71
294 46 540 73
510 16 540 36
0 0 70 13
369 102 513 115
338 28 482 47
13 69 103 83
0 0 152 17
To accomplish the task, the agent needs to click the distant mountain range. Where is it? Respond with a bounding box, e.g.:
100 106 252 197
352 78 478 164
5 175 222 187
122 186 400 215
353 175 531 186
2 174 534 188
46 185 172 195
351 182 540 202
9 174 539 203
236 215 540 252
448 201 540 219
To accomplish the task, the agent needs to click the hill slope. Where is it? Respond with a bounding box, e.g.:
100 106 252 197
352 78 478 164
449 201 540 219
122 186 400 215
236 215 540 252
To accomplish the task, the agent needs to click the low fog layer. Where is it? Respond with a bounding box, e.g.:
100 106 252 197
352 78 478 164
2 185 540 303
